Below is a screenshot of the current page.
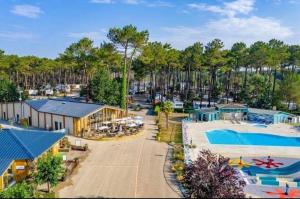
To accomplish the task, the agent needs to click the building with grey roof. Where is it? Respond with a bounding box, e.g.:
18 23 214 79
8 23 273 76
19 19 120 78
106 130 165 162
0 99 126 137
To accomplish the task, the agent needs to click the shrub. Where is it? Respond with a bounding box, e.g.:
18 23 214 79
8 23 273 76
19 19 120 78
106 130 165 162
183 150 246 198
0 182 34 198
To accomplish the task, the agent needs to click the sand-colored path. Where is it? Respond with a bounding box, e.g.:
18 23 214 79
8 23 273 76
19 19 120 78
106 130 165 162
58 111 180 198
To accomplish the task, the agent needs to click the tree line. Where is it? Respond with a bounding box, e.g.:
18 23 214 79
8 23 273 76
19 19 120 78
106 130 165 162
0 25 300 111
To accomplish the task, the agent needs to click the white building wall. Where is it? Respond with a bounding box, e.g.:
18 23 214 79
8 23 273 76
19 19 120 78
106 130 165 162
31 109 39 127
45 113 52 130
0 103 8 120
14 103 21 121
65 117 74 135
7 103 14 119
23 103 31 118
52 115 64 130
38 112 45 129
0 102 75 134
0 103 22 121
0 103 3 119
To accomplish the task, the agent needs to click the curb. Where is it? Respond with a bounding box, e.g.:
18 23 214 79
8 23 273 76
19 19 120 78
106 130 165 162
163 145 186 198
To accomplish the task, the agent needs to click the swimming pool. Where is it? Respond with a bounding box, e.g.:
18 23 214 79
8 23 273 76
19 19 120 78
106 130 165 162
206 129 300 147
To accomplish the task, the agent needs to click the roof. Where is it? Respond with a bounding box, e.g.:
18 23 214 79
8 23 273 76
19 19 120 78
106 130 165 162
0 159 13 176
216 103 248 110
195 108 219 114
25 99 104 118
248 108 292 116
0 129 64 175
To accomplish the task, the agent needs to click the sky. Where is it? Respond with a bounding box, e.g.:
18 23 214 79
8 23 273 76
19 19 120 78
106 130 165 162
0 0 300 58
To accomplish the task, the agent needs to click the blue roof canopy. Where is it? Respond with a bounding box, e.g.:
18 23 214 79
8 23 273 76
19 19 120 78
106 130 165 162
0 159 13 177
0 129 64 175
25 99 103 118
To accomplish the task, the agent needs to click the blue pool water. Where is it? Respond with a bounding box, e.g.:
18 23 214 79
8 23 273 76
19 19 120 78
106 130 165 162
206 129 300 147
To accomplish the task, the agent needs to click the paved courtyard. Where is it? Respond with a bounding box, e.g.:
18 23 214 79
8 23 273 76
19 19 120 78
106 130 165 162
58 111 180 198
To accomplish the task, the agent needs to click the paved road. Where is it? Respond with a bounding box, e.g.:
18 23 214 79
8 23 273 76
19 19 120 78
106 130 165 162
58 111 180 198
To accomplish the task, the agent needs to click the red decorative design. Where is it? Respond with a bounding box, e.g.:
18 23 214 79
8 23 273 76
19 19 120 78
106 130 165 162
253 158 284 169
265 188 300 198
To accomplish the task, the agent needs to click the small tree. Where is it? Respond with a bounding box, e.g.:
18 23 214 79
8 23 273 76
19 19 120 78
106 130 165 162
34 154 64 193
0 182 34 198
162 101 174 129
154 105 161 118
183 150 246 198
0 77 19 102
90 67 121 106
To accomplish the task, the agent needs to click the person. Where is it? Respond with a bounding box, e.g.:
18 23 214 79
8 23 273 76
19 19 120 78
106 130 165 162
285 183 289 195
239 156 243 165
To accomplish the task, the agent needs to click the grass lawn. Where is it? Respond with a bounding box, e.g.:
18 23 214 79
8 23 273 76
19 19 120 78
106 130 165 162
291 123 300 127
156 114 182 144
156 113 185 182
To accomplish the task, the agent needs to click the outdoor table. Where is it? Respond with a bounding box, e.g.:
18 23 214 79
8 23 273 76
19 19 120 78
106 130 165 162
134 120 144 125
103 121 111 125
117 120 126 124
134 116 143 120
127 123 138 128
98 126 109 131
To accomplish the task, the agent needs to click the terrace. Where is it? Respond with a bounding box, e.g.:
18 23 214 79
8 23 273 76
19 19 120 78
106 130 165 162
84 116 145 139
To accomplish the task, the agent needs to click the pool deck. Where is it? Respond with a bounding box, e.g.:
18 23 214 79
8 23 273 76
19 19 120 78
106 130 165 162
185 120 300 161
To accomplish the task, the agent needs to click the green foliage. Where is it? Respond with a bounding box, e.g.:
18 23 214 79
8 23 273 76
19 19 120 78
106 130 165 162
108 25 149 109
0 78 19 102
162 101 174 129
0 182 34 198
280 72 300 105
162 101 174 115
34 154 64 193
154 105 161 115
245 74 272 108
90 68 121 106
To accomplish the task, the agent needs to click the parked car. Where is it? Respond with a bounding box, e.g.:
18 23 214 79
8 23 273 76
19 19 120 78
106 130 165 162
28 89 38 96
56 84 71 93
172 100 184 110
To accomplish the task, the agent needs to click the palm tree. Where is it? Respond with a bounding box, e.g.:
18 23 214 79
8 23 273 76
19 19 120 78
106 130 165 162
162 101 174 129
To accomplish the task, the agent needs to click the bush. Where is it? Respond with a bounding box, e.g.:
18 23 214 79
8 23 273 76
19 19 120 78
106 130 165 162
20 118 29 128
183 150 246 198
0 182 34 198
154 105 161 116
172 161 184 172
